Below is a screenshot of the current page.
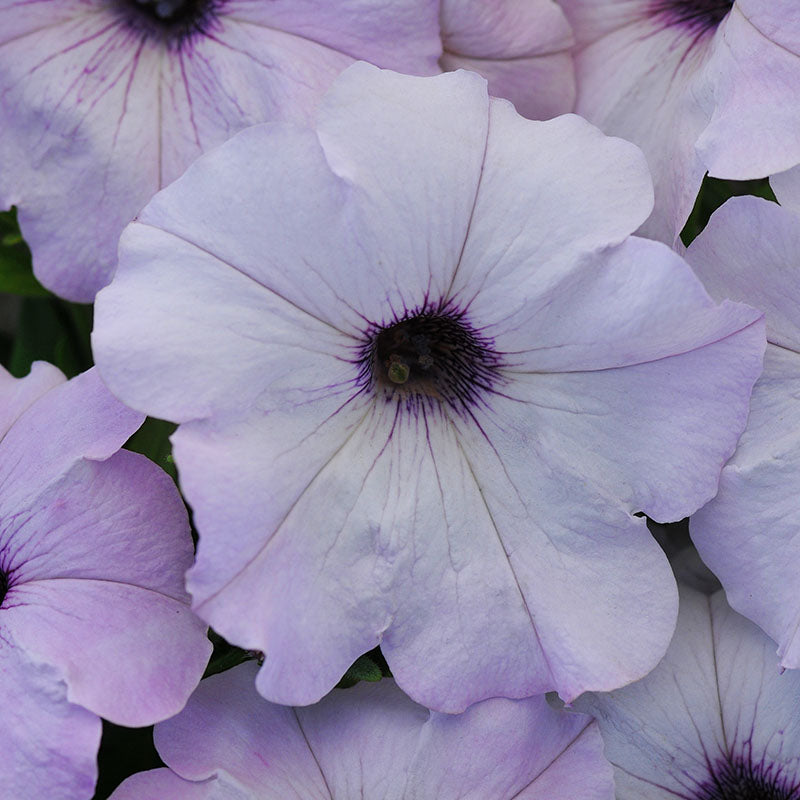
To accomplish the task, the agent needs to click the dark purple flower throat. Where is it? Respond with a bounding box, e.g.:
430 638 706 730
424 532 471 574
650 0 733 33
359 302 503 414
116 0 221 46
693 753 800 800
0 567 7 608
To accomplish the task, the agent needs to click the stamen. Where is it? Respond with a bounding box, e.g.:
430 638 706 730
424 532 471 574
357 301 504 415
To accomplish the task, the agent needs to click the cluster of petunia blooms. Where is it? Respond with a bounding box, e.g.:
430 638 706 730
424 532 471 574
1 0 800 798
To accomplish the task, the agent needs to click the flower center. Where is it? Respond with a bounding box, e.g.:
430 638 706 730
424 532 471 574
361 304 503 413
116 0 220 47
693 754 800 799
649 0 733 33
0 567 8 608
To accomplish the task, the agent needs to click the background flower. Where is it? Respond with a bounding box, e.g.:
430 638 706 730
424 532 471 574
559 0 800 242
685 187 800 669
110 662 614 800
0 364 211 798
0 0 441 301
575 586 800 799
94 64 765 713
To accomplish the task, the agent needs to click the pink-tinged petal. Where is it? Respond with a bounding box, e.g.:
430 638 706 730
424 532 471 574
403 694 613 799
3 578 210 726
511 718 613 799
0 642 100 800
0 9 162 301
439 0 576 119
448 102 653 311
227 0 442 75
560 5 711 242
575 587 800 799
141 664 612 799
2 451 192 600
0 368 143 513
156 663 333 798
111 770 225 800
685 195 800 349
0 361 64 441
691 347 800 668
441 0 572 59
442 52 575 121
770 163 800 215
697 2 800 179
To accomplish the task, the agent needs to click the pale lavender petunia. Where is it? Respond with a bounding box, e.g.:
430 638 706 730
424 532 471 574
685 184 800 670
439 0 576 119
0 364 211 799
559 0 800 243
0 0 441 301
110 662 614 800
575 585 800 799
93 64 765 712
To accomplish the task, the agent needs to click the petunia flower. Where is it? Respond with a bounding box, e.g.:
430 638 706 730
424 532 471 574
0 0 441 301
0 363 212 799
439 0 576 120
684 183 800 670
575 585 800 799
558 0 800 243
110 662 614 800
93 64 765 713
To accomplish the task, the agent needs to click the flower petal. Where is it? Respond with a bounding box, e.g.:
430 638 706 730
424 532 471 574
472 236 762 375
2 451 192 601
447 101 654 312
95 217 358 422
156 662 339 797
0 9 161 300
770 163 800 214
684 195 800 349
444 396 679 704
3 578 210 726
142 664 613 799
0 642 100 800
691 347 800 668
575 587 800 798
697 1 800 179
559 0 715 242
0 368 143 514
227 0 441 75
0 361 64 442
439 0 576 119
111 770 226 800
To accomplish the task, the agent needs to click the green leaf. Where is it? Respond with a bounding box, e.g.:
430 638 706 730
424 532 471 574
336 653 385 688
203 630 259 679
0 208 50 297
125 417 178 480
680 175 776 246
7 297 93 378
